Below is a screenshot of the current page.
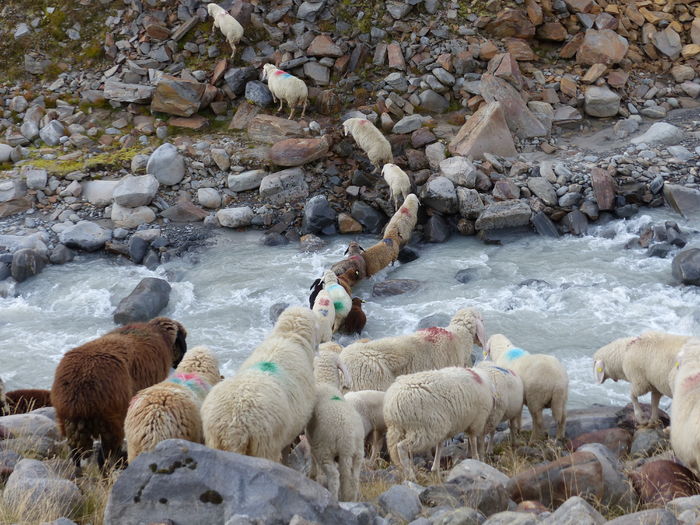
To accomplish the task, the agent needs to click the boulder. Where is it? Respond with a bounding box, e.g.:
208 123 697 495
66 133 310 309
11 248 48 282
421 176 458 214
111 203 156 229
440 157 477 188
217 207 255 228
150 75 208 117
663 184 700 217
224 67 258 96
631 122 685 146
571 427 632 457
24 169 47 190
630 427 668 457
259 168 309 205
420 477 509 517
630 460 700 505
103 80 155 103
302 195 337 235
576 29 629 65
606 509 677 525
350 201 387 234
531 211 560 237
247 115 304 144
485 9 535 39
0 180 27 203
245 80 274 107
378 485 422 521
448 102 517 159
39 120 65 146
480 74 548 138
576 443 636 507
160 201 209 222
0 413 59 440
228 169 268 192
0 144 14 163
457 187 485 219
527 178 558 206
113 175 159 208
423 214 451 243
539 496 604 525
128 236 148 264
652 27 682 60
372 279 421 297
113 278 171 325
484 511 538 524
475 201 532 230
268 138 329 167
81 180 119 207
672 248 700 285
446 459 509 487
103 439 357 524
584 86 621 117
590 168 616 210
197 188 222 209
49 244 74 265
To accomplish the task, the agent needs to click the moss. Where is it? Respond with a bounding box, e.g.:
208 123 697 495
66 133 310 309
26 146 145 176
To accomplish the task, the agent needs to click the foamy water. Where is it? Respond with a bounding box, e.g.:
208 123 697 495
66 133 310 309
1 208 699 409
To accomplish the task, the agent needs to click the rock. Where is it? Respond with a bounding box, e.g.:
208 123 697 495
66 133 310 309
421 177 458 214
398 246 420 263
81 180 119 207
372 279 421 297
449 102 517 159
302 195 337 235
668 494 700 515
350 201 387 234
423 215 451 243
247 115 305 144
480 74 548 138
147 143 186 186
228 169 268 192
431 508 486 525
224 67 258 96
307 34 343 57
630 460 700 505
300 234 326 252
111 203 156 229
440 157 477 188
392 115 426 134
571 428 632 457
562 210 588 235
113 278 171 325
39 120 65 146
259 168 309 205
539 496 604 525
508 451 603 507
49 244 74 265
0 180 27 203
631 123 685 146
3 459 83 522
113 175 159 208
475 201 531 231
151 75 208 117
103 80 155 103
128 236 148 264
58 221 111 252
484 511 538 525
0 413 58 440
630 427 668 457
671 65 696 83
584 86 620 117
663 184 700 218
268 138 329 167
457 188 485 219
606 509 677 525
577 443 636 507
672 249 700 285
161 202 208 223
0 144 14 163
197 188 221 209
210 149 230 171
527 178 557 206
10 248 47 282
485 9 535 39
245 80 274 107
418 90 449 113
303 62 330 86
576 29 629 65
652 27 682 59
446 459 509 487
104 439 357 524
379 485 422 521
25 169 47 190
217 207 255 228
420 478 509 517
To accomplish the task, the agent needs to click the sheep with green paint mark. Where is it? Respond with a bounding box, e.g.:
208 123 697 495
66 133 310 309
201 306 320 461
312 289 335 343
320 270 352 333
485 334 568 441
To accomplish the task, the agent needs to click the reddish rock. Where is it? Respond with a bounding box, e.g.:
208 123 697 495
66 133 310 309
480 73 549 138
591 167 616 211
516 501 548 514
306 34 343 57
504 39 537 61
564 0 595 13
630 460 700 505
507 451 604 507
607 70 629 89
411 128 437 148
387 43 406 70
479 41 500 61
571 428 632 457
247 115 304 144
487 53 524 90
525 0 543 25
168 115 209 130
595 12 618 30
317 90 342 116
486 9 536 39
268 138 329 167
151 75 208 117
560 76 578 98
338 213 363 234
448 101 517 160
537 22 568 41
581 63 607 84
229 102 259 130
145 22 171 41
211 59 228 86
161 201 209 222
576 29 629 66
493 179 521 200
560 32 586 59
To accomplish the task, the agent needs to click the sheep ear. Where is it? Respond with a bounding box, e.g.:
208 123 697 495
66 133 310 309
594 360 606 384
344 246 350 255
174 326 188 368
475 317 486 348
310 278 321 290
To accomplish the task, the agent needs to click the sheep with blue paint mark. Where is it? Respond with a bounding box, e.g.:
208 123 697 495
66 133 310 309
475 360 524 452
261 64 309 120
207 3 244 58
320 270 352 333
485 334 568 441
343 117 393 173
201 306 320 461
669 337 700 474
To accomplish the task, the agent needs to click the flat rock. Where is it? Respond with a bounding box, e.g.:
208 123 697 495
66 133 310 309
372 279 421 297
217 206 255 228
111 203 156 229
113 278 171 325
259 168 309 204
475 200 532 230
103 80 155 103
306 34 343 57
228 169 267 192
652 27 682 59
448 102 517 159
247 115 305 144
150 75 207 117
58 221 111 252
161 201 208 222
268 138 329 167
527 177 557 206
113 175 159 208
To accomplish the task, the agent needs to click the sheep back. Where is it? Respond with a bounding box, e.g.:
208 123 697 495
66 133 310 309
343 118 393 168
4 389 53 414
671 338 700 472
345 390 386 438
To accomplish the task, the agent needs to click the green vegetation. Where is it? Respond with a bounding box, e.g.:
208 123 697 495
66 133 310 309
25 146 146 177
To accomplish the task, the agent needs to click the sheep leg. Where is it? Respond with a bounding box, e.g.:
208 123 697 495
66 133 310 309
368 430 382 465
486 431 495 456
277 100 284 113
631 395 646 425
552 397 568 441
530 408 545 442
509 416 521 443
430 442 442 474
468 435 480 461
288 106 295 120
649 391 662 426
396 441 416 481
322 461 340 500
339 454 355 501
300 99 307 118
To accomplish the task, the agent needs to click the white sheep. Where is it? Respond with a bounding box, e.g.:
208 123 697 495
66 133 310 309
384 366 494 480
670 337 700 474
383 193 419 246
381 163 412 213
207 3 244 58
342 117 393 172
201 306 320 462
475 360 524 453
314 350 352 392
0 377 9 415
312 289 335 343
261 64 309 120
593 331 690 425
340 307 486 392
485 334 568 441
321 270 352 333
344 390 386 464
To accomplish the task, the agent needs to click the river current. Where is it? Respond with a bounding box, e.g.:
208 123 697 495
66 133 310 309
2 207 699 410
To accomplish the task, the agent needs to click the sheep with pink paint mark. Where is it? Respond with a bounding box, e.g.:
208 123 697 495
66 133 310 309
261 64 309 119
342 117 393 172
670 337 700 474
207 3 244 58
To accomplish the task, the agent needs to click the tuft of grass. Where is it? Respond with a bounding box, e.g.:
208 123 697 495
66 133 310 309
25 146 145 176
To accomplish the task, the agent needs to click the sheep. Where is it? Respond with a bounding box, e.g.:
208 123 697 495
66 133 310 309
261 64 309 120
383 193 420 247
124 346 221 463
342 117 393 172
670 337 700 474
3 389 52 415
344 390 386 464
336 268 359 295
361 232 401 277
201 306 320 462
381 163 412 213
593 331 690 426
309 277 324 309
314 350 352 392
485 334 568 441
321 270 352 332
330 242 367 282
306 383 364 501
384 366 494 480
309 268 355 313
207 3 244 58
475 360 524 452
339 298 367 336
0 378 8 415
312 289 335 343
51 317 188 468
340 307 486 392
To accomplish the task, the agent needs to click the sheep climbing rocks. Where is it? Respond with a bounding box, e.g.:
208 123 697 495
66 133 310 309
381 163 412 213
261 64 309 120
342 117 393 172
51 317 188 468
361 233 401 277
383 194 420 247
207 3 244 58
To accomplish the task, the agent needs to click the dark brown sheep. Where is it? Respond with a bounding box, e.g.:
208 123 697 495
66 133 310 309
4 389 53 414
51 317 187 468
337 267 360 295
340 298 367 335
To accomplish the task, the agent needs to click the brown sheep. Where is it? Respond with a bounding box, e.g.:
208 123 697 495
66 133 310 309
361 232 401 277
4 389 53 414
331 242 367 281
51 317 188 468
337 267 360 295
340 298 367 336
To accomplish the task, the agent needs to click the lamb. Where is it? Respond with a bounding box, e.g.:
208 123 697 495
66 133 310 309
361 232 401 277
3 389 52 415
670 337 700 474
306 383 364 501
475 360 524 452
485 334 568 441
261 64 309 120
124 346 221 463
383 193 420 247
314 350 352 392
51 317 188 468
344 390 386 464
339 298 367 336
384 366 494 480
593 331 690 426
320 270 352 332
201 306 320 462
207 3 244 58
381 163 412 213
330 242 367 282
342 117 393 172
312 289 335 343
340 307 486 392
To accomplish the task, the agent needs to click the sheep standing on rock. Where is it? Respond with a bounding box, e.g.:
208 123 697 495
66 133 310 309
384 366 495 480
343 117 393 173
383 194 420 247
201 306 320 462
345 390 386 464
261 64 309 120
485 334 568 441
124 346 221 463
340 308 485 391
670 338 700 474
51 317 188 468
207 3 244 58
475 360 524 452
381 163 412 213
593 331 690 426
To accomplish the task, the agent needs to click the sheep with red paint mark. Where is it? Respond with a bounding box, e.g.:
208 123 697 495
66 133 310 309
207 3 244 58
670 337 700 475
384 366 494 480
312 289 335 343
320 270 352 333
261 64 309 119
475 360 524 452
331 241 367 282
340 308 486 392
383 193 420 248
342 117 393 172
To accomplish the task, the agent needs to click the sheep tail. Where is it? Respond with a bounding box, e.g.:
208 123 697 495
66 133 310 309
63 418 99 465
386 426 402 466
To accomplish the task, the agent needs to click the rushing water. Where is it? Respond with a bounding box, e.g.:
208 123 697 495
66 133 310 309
2 207 699 410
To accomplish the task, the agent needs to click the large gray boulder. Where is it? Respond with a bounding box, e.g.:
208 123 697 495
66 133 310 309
421 176 458 214
113 174 159 208
113 277 171 325
663 184 700 218
301 195 337 235
81 180 120 207
475 200 532 230
631 122 685 146
259 168 309 205
217 207 255 228
672 248 700 286
228 169 268 192
11 248 47 282
59 221 112 252
147 143 185 186
540 496 604 524
103 439 358 525
0 413 59 440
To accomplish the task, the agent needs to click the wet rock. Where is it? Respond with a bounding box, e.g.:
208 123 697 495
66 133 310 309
113 278 171 325
10 249 47 283
259 168 309 205
49 244 74 265
647 242 674 258
58 221 111 252
161 201 209 223
576 29 629 65
562 210 588 235
379 485 422 521
416 313 451 329
539 496 604 525
151 75 208 117
421 177 458 214
398 246 420 263
672 248 700 285
584 86 620 117
268 138 329 167
302 195 337 235
423 214 451 243
350 201 387 234
128 236 149 264
372 279 421 297
147 143 186 186
300 234 326 252
663 184 700 218
113 175 159 208
480 74 548 138
475 201 532 231
247 115 305 144
228 169 268 192
449 102 517 160
217 207 255 228
245 80 274 107
103 80 155 103
630 460 700 505
531 211 560 237
631 122 685 146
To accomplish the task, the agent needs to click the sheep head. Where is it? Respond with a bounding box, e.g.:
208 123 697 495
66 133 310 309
176 345 222 386
261 63 277 81
149 317 188 368
274 306 321 352
344 241 365 256
207 3 225 17
450 308 486 348
322 269 339 286
484 333 514 361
